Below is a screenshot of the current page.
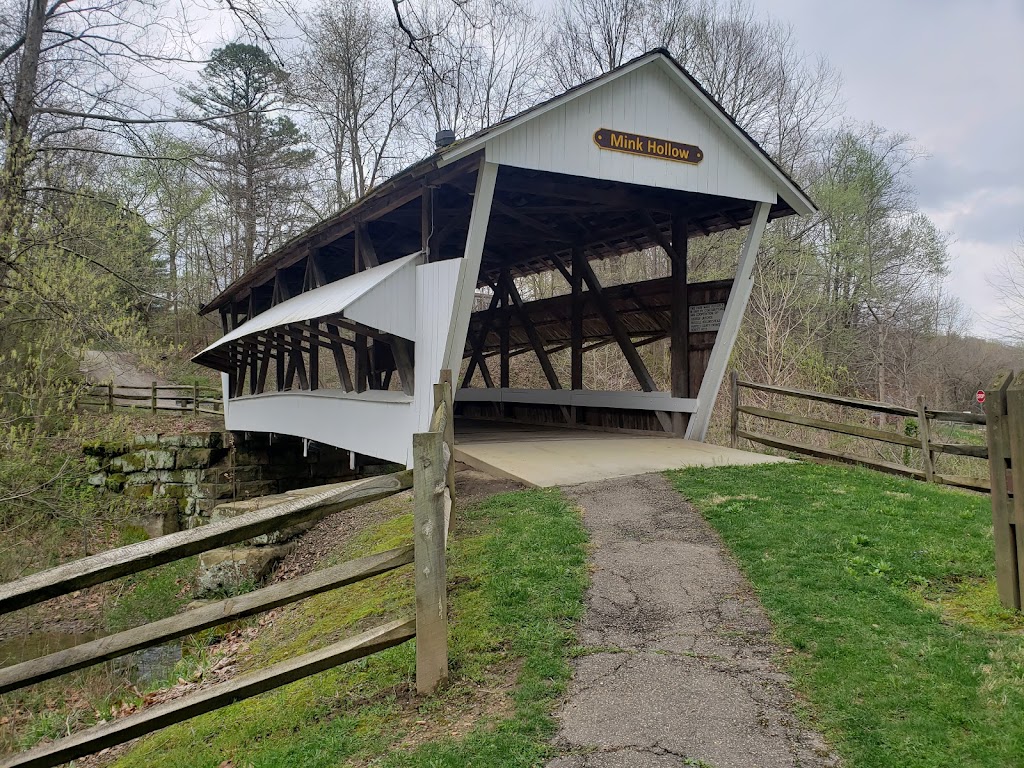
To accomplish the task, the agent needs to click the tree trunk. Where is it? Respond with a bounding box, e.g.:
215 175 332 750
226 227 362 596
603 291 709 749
244 161 257 272
0 0 46 287
877 321 886 404
168 227 180 345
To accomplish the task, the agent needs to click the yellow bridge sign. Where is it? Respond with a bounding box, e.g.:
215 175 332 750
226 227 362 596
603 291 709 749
593 128 704 165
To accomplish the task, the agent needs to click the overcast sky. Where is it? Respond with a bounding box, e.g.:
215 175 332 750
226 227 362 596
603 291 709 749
758 0 1024 337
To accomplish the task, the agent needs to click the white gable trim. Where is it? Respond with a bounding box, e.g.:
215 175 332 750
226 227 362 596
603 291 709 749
439 56 653 166
649 58 814 216
440 52 814 217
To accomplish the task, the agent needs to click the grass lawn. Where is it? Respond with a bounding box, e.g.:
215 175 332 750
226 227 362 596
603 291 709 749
109 487 588 768
668 462 1024 768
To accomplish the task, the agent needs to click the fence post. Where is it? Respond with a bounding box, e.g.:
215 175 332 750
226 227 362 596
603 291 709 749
106 382 113 413
984 370 1022 610
729 370 739 449
1004 372 1024 607
916 395 935 483
433 369 456 507
150 381 157 413
413 429 448 694
192 384 199 415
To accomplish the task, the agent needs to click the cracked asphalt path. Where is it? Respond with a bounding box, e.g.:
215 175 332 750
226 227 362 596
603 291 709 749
547 473 839 768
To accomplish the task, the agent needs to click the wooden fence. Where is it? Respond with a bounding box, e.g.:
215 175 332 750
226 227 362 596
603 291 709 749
730 372 990 494
983 370 1024 611
77 382 223 415
0 374 455 768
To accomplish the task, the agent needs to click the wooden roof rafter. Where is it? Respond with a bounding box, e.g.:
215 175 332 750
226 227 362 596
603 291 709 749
467 166 792 285
203 153 485 315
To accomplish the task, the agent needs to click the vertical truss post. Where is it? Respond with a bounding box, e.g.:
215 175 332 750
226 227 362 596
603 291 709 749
499 267 511 391
686 201 770 441
670 214 689 437
570 247 584 425
421 184 434 261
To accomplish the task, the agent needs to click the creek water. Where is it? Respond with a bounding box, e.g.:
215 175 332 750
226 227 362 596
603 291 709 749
0 631 182 688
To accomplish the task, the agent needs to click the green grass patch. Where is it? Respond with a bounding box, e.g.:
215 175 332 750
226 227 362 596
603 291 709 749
917 578 1024 635
667 462 1024 768
111 487 588 768
932 422 987 446
105 556 197 633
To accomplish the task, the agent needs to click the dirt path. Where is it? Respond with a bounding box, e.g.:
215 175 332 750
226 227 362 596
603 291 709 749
80 350 182 409
547 474 839 768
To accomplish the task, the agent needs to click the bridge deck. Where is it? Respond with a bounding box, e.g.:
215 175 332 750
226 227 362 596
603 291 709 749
453 419 788 488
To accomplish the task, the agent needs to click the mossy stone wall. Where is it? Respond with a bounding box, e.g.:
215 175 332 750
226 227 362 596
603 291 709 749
84 431 365 534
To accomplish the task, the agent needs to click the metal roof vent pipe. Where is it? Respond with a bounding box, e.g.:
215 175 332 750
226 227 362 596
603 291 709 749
435 129 456 149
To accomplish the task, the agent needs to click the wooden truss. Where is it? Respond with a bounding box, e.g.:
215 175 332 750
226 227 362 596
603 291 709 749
208 156 771 442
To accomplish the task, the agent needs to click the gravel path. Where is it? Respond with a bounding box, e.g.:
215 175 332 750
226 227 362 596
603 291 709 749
547 473 840 768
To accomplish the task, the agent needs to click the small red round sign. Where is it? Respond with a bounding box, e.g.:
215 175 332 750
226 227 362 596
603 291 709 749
977 390 986 405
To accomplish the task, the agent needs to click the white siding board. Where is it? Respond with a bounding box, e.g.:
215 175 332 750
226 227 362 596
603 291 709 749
456 388 698 413
346 256 418 339
686 201 770 441
224 390 414 464
197 253 422 357
486 64 777 204
217 257 464 467
444 162 497 375
412 259 462 462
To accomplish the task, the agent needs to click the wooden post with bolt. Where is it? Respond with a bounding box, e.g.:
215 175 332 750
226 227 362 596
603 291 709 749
916 395 935 483
413 372 453 694
729 370 739 449
413 429 448 694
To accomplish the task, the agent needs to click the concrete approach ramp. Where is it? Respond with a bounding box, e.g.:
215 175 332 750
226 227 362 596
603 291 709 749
454 420 788 488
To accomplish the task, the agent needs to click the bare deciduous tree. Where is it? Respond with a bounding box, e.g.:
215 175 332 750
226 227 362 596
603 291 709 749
400 0 543 140
545 0 841 174
990 235 1024 343
0 0 298 293
295 0 421 208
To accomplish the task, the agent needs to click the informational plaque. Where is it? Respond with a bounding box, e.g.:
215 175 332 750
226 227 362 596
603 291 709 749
689 302 725 333
593 128 703 165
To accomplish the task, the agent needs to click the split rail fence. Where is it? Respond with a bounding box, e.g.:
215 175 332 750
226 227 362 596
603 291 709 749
729 372 990 494
0 374 456 768
77 382 223 415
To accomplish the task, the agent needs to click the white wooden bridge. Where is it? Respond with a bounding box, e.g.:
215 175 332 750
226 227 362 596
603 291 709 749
193 48 815 471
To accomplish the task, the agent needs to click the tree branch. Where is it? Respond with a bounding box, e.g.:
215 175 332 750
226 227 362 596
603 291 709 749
33 106 261 125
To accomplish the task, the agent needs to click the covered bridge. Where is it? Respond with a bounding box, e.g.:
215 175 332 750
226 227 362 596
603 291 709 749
193 49 815 468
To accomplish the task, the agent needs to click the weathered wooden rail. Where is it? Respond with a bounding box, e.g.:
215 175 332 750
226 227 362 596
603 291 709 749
0 374 456 768
730 372 990 494
76 381 223 415
984 370 1024 611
